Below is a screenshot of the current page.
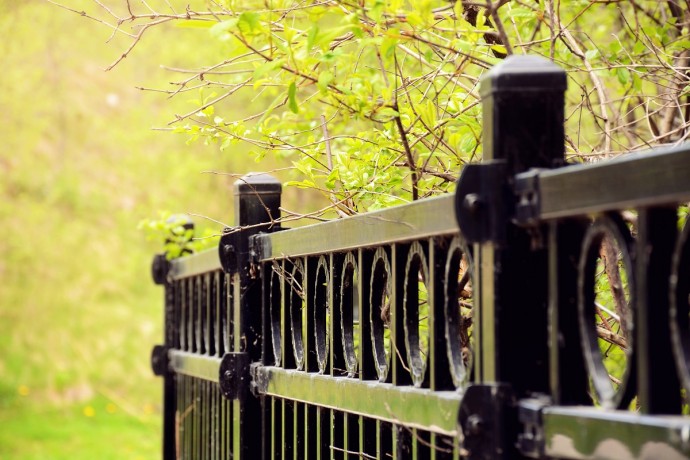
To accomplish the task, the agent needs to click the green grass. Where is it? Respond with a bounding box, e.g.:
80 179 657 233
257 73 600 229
0 392 160 459
0 1 242 458
0 2 325 457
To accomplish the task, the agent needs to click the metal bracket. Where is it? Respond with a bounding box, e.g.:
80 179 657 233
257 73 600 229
218 228 241 274
249 362 266 397
458 383 515 460
218 352 250 400
221 226 285 274
455 161 509 245
151 254 170 285
249 227 286 265
514 168 544 227
150 344 168 376
516 395 550 458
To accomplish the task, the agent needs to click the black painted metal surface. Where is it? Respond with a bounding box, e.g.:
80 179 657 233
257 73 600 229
150 56 690 459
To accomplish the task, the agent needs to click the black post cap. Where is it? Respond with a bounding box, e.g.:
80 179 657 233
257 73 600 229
234 172 282 195
165 213 194 230
480 55 567 97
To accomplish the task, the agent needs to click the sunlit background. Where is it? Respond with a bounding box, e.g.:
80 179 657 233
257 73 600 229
0 1 307 458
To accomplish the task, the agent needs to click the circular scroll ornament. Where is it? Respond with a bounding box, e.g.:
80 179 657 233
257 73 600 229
444 236 474 388
313 256 330 373
370 247 393 382
340 252 359 377
269 265 283 366
403 241 431 387
670 219 690 393
577 215 636 409
289 259 306 370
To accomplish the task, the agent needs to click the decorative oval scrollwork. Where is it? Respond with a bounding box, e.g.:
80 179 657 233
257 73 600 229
289 259 306 370
270 264 283 366
193 276 200 354
370 247 393 382
314 256 330 373
209 272 217 357
403 241 430 387
340 252 359 377
444 236 474 388
578 215 636 409
670 218 690 393
220 272 229 356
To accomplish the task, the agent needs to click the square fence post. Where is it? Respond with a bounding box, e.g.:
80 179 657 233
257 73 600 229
477 54 566 390
219 173 282 460
456 55 566 459
151 214 195 460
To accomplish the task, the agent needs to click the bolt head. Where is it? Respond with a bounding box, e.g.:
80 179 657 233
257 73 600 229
464 193 483 214
466 414 483 436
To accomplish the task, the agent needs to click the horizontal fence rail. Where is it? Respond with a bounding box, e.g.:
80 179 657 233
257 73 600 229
514 144 690 222
150 55 690 460
252 194 457 259
168 250 222 281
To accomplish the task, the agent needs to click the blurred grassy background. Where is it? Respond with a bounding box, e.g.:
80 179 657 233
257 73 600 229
0 1 297 458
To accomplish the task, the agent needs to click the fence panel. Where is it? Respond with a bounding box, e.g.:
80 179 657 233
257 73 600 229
151 55 690 459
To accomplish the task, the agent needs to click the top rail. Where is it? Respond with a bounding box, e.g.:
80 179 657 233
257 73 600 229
168 247 221 281
167 193 458 280
252 194 457 261
519 144 690 221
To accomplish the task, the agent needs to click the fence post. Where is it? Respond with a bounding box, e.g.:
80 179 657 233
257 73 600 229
151 214 194 460
456 55 566 458
219 172 281 459
479 54 566 388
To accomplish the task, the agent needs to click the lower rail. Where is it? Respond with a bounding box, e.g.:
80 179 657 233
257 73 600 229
252 365 462 436
543 407 690 460
169 349 222 383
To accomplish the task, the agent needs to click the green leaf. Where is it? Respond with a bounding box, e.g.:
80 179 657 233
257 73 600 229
314 25 355 51
288 81 299 114
616 67 630 86
210 19 238 40
490 44 507 55
460 133 477 153
317 71 334 91
369 0 385 22
584 49 599 61
508 6 538 20
201 106 214 117
632 73 642 91
319 50 340 63
284 179 316 189
475 10 486 28
307 25 320 50
325 169 340 189
253 59 285 80
376 107 399 119
381 36 398 59
632 40 646 55
238 12 261 34
451 39 472 52
407 12 423 27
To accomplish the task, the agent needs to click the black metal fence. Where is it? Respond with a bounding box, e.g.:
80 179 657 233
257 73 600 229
150 55 690 459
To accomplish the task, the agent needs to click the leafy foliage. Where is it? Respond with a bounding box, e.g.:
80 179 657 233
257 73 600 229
139 213 220 259
59 0 690 214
